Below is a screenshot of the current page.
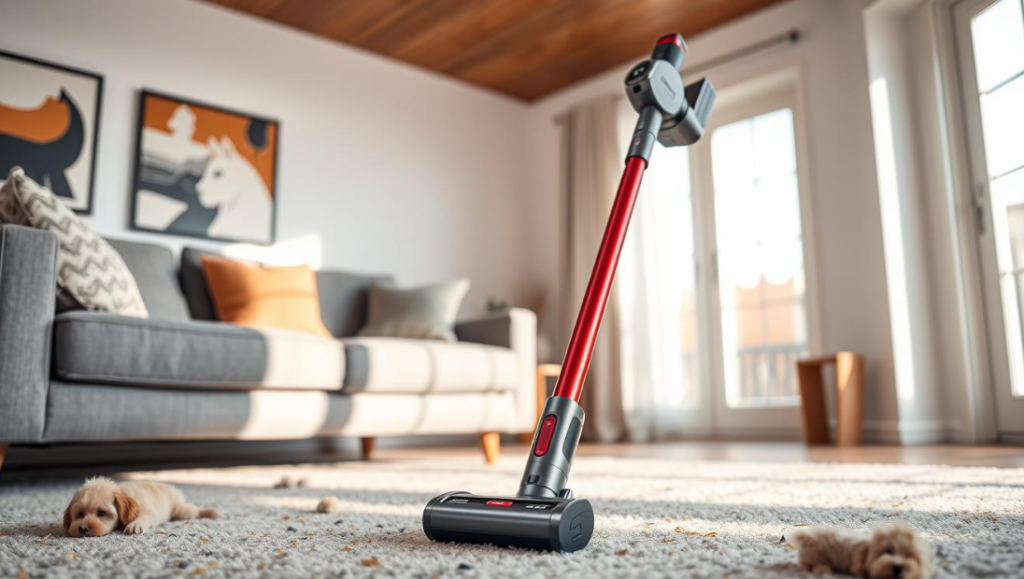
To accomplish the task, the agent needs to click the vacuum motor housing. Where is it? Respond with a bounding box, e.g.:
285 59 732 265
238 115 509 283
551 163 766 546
625 33 716 161
422 491 595 552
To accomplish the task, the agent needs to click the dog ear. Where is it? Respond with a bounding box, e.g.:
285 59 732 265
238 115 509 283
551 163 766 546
790 530 811 547
891 523 916 542
850 542 871 576
113 492 140 528
62 504 73 533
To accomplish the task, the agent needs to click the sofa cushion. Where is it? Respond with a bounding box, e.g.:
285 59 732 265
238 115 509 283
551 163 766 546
340 337 517 394
316 270 392 338
106 238 190 321
53 311 344 390
201 255 332 337
42 383 518 442
180 247 218 321
358 279 470 341
180 246 391 336
1 168 148 317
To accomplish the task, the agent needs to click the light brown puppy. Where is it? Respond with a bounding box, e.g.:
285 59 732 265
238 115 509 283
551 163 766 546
792 523 934 579
63 477 221 537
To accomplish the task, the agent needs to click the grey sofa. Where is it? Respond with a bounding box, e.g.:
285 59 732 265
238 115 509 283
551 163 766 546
0 225 537 469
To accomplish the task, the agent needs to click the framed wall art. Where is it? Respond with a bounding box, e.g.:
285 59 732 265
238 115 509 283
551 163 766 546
131 90 278 244
0 49 104 214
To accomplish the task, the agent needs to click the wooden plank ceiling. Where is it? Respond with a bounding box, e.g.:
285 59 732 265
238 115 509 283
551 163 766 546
199 0 788 101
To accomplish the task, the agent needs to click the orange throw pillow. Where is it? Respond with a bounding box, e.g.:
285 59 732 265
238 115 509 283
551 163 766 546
200 256 332 338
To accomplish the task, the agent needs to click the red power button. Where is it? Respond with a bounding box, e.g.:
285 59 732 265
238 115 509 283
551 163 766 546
486 500 513 507
534 415 557 456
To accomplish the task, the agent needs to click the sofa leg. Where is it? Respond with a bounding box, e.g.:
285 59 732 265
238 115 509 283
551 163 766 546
0 444 7 476
360 437 375 461
479 432 500 465
317 437 339 456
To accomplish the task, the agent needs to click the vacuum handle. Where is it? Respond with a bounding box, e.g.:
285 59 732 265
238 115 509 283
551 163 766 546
552 154 648 403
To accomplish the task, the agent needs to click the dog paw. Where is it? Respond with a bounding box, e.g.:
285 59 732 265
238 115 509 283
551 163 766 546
202 508 222 520
123 521 149 535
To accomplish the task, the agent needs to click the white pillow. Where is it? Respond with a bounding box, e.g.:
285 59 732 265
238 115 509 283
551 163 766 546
358 279 470 341
0 167 148 318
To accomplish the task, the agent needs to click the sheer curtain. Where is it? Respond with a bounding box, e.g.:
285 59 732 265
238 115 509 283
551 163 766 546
560 97 697 443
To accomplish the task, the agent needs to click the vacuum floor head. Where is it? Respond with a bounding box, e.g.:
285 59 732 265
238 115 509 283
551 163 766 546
422 492 594 552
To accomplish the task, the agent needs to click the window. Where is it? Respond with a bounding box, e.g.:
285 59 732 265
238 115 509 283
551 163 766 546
968 0 1024 397
710 108 808 408
954 0 1024 433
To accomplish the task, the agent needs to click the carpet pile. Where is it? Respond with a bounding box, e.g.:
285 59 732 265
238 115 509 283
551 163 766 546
1 454 1022 578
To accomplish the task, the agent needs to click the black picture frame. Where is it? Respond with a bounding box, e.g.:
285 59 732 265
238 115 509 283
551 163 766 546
0 48 104 215
129 89 279 245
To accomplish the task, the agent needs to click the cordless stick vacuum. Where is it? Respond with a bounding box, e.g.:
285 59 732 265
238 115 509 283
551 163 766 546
422 33 716 553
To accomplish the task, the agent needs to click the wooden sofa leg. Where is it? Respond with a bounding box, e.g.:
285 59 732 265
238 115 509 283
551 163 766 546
360 437 375 461
0 444 8 476
480 432 500 465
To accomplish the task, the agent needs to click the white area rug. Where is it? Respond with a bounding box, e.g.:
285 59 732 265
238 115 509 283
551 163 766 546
1 455 1023 578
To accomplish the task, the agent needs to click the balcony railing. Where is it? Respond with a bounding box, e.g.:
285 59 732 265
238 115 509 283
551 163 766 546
731 343 807 407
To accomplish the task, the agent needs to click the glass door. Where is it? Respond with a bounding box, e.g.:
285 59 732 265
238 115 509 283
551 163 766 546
955 0 1024 435
614 99 711 437
690 72 817 434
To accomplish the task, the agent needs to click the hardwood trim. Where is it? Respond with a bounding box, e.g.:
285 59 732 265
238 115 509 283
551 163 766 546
0 444 7 476
797 352 865 447
797 359 830 445
835 352 865 446
360 437 375 461
479 432 500 465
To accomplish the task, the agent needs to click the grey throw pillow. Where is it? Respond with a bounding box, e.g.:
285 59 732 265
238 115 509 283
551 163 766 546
358 279 470 341
0 167 148 318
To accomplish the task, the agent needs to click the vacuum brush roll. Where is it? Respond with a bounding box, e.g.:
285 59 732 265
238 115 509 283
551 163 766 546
422 492 595 552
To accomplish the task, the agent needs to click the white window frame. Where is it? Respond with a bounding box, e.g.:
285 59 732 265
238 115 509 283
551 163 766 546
689 65 824 436
948 0 1024 438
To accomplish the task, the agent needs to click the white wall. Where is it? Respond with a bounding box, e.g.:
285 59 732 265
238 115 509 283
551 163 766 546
863 0 960 444
863 1 952 443
525 0 908 440
0 0 533 317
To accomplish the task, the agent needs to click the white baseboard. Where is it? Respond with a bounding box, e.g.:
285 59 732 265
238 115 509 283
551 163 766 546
704 427 803 441
860 419 961 445
997 432 1024 444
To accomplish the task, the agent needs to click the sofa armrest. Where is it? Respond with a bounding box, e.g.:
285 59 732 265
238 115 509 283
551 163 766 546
456 308 537 433
0 225 58 442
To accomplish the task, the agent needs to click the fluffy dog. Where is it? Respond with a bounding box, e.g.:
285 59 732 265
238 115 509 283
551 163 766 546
792 523 934 578
63 477 221 537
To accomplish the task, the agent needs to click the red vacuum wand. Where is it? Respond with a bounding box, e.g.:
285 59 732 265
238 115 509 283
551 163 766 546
553 156 647 403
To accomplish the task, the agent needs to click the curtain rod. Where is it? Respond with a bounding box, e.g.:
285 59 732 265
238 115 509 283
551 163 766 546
553 29 800 125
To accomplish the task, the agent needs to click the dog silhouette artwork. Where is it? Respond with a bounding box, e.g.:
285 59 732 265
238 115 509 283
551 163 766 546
196 136 272 243
0 90 85 199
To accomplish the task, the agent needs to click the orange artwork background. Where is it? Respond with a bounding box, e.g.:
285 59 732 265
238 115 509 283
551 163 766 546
143 95 276 196
0 97 70 143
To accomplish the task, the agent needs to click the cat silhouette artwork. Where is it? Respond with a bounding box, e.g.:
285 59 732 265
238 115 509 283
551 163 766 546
0 89 85 199
196 136 272 243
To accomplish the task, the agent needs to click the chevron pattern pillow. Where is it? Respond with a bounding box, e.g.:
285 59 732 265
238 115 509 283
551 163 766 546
0 167 148 318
